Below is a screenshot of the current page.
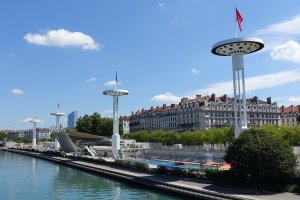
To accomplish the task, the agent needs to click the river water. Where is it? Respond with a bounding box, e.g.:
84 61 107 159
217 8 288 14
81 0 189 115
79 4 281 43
0 151 187 200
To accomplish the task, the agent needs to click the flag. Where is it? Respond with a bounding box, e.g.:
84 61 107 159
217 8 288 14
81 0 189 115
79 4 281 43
236 8 243 31
58 102 60 110
115 72 118 85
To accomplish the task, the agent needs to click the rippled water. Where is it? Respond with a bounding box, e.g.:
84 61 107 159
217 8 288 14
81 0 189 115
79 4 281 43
0 151 187 200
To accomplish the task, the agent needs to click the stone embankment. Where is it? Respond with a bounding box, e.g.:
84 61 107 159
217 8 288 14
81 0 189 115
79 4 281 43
2 148 298 200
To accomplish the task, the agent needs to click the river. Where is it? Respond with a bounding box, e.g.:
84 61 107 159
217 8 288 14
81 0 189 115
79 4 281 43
0 150 187 200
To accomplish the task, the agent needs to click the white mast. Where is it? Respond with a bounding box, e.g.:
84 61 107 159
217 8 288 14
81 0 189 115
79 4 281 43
51 102 65 150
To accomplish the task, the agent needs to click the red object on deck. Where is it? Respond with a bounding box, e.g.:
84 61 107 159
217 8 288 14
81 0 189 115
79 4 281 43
175 161 189 166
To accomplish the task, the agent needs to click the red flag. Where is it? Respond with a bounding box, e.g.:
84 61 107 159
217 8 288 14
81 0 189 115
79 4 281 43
236 8 243 31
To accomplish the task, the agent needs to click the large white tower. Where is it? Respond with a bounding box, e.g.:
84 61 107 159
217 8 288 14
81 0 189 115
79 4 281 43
29 113 40 149
51 103 65 150
212 37 264 138
103 76 129 158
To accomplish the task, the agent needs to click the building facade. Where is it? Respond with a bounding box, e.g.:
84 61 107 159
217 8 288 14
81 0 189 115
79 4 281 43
280 105 300 127
68 111 78 128
128 94 281 132
7 128 50 140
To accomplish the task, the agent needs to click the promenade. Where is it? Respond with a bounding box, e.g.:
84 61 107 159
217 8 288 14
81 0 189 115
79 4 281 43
3 149 299 200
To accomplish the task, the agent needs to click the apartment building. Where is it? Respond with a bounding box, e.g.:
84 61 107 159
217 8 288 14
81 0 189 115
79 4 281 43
280 105 300 127
128 94 280 132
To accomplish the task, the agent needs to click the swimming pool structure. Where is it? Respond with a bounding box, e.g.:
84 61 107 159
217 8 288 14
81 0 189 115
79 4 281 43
132 159 221 170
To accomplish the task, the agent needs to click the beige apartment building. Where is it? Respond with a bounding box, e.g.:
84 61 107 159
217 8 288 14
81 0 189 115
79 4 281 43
280 105 300 127
128 94 281 132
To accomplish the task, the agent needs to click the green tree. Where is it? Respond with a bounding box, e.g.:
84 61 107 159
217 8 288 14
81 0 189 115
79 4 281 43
0 132 7 141
14 137 31 143
224 128 297 182
76 112 123 136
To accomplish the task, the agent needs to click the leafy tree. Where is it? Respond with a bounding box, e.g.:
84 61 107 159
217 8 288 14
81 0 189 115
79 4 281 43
224 128 297 182
76 112 123 136
14 137 31 143
0 132 7 141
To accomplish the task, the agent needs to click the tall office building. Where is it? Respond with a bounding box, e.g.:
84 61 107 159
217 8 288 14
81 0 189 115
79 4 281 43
67 111 78 128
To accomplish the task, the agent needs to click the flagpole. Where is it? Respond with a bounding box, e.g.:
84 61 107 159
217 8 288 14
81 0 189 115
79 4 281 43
234 5 237 38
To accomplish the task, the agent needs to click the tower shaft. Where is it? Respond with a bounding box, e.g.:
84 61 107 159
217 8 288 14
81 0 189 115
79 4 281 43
232 53 247 138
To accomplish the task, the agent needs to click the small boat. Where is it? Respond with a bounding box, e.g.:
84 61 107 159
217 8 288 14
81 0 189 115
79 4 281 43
174 161 189 166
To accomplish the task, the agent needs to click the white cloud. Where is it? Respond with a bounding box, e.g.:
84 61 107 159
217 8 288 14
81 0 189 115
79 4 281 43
18 117 44 124
24 29 101 51
194 70 300 96
19 117 33 123
157 3 164 7
287 96 300 105
255 15 300 36
271 40 300 63
11 88 24 95
151 92 181 103
191 68 200 75
104 80 121 87
253 14 300 53
85 77 97 82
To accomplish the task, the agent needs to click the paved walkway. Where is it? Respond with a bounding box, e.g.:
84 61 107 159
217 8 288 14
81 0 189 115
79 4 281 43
57 157 300 200
4 149 300 200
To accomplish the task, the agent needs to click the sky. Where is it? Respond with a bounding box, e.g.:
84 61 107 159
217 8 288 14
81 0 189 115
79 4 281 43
1 0 300 130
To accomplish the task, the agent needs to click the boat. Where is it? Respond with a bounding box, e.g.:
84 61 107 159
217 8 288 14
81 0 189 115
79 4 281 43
174 161 189 166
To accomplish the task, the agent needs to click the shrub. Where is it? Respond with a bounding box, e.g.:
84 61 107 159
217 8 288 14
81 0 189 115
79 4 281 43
224 128 297 182
156 166 170 175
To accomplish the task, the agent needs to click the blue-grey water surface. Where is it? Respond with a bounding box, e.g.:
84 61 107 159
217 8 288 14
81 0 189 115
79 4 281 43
0 151 187 200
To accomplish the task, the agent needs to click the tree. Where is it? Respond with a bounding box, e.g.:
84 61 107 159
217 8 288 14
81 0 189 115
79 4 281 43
224 128 297 182
76 112 123 136
0 132 7 141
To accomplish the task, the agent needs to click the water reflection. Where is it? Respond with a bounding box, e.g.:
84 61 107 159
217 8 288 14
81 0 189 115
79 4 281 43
0 151 185 200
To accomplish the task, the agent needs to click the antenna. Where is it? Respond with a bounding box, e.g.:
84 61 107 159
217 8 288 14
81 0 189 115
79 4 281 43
115 72 118 90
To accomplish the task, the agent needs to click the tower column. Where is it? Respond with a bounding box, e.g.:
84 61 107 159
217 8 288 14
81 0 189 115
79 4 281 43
32 122 36 148
112 95 120 158
103 88 129 159
212 37 264 138
29 114 40 149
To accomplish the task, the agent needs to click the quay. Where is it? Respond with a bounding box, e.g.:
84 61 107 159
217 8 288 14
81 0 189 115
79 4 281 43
2 148 298 200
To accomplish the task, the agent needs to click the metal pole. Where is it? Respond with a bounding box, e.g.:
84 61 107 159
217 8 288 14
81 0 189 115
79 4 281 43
242 68 247 128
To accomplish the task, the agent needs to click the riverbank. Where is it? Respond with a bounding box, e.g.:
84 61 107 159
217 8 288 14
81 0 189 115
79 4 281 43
2 148 299 200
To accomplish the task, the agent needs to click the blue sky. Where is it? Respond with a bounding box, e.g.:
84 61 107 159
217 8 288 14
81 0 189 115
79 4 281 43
1 0 300 130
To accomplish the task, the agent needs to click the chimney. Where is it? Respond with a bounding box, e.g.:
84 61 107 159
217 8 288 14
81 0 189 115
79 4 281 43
252 96 258 104
222 94 227 102
171 104 175 108
150 107 153 110
211 93 216 102
291 105 294 112
281 105 285 113
163 104 166 109
196 94 202 99
142 109 145 112
181 98 188 104
267 97 271 104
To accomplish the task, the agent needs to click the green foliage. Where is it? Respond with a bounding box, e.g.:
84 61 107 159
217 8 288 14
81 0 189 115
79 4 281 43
13 137 31 143
259 125 300 146
0 132 7 141
224 128 297 182
39 137 54 142
76 112 123 136
124 127 234 145
114 160 149 170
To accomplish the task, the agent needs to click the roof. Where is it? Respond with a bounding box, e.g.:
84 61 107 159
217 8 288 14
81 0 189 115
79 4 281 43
282 105 300 113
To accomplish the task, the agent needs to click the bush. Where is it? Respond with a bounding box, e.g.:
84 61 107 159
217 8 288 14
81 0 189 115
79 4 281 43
114 160 149 171
156 166 169 175
224 128 297 183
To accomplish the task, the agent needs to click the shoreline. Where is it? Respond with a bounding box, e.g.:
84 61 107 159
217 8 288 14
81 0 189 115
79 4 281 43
1 148 296 200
